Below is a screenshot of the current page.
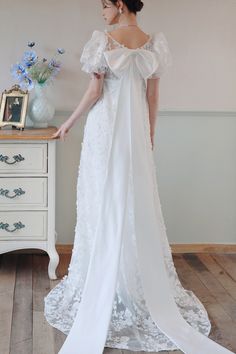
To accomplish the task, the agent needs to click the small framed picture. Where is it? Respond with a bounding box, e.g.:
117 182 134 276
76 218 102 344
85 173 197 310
0 84 29 130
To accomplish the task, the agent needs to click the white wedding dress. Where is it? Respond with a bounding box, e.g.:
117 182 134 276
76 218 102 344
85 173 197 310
44 29 235 354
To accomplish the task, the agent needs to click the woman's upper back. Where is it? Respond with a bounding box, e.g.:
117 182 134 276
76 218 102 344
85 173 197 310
105 27 151 50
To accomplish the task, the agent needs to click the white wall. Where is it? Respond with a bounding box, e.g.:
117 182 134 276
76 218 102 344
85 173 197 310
0 1 235 244
1 0 236 110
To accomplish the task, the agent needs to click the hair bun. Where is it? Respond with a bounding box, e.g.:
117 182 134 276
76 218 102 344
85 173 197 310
113 0 144 14
134 0 144 12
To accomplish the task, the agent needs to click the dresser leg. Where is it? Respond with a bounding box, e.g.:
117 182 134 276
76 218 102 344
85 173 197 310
47 247 59 280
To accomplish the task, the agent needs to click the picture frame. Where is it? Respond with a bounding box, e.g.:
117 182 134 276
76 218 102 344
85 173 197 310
0 84 29 130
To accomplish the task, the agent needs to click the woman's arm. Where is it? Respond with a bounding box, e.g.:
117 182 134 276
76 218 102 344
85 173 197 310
52 73 105 141
146 77 160 150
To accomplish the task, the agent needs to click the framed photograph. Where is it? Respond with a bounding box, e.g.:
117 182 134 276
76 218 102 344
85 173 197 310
0 84 29 130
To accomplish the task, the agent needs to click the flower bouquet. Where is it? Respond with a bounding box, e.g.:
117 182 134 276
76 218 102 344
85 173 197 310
10 42 65 127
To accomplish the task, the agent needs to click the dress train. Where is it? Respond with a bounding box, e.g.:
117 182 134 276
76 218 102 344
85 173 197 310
57 48 234 354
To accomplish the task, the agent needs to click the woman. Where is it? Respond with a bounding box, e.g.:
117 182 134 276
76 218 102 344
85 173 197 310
44 1 235 353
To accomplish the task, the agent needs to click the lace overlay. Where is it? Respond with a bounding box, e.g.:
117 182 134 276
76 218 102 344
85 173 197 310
44 29 211 352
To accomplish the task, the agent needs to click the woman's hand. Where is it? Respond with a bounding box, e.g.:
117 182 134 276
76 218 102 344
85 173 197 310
51 118 75 141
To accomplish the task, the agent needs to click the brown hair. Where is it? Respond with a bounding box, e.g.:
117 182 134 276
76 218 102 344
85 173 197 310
108 0 144 15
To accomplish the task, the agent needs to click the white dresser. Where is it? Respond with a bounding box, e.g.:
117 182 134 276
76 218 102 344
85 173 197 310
0 126 59 279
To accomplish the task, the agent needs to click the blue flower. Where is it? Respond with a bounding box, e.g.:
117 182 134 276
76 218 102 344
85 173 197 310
19 75 34 90
57 48 65 54
10 63 27 80
27 41 35 48
22 50 38 67
48 59 61 70
10 43 65 89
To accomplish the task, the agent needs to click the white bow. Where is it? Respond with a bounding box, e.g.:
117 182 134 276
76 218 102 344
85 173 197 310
104 48 159 79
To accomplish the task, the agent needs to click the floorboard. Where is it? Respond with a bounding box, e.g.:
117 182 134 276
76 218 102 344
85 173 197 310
0 253 235 353
0 254 17 354
32 255 54 354
10 254 33 354
178 254 236 351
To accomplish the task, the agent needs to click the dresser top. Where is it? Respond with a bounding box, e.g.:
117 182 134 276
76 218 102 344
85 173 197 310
0 126 58 140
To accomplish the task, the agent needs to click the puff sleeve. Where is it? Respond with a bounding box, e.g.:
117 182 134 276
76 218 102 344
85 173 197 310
80 30 108 75
148 32 173 79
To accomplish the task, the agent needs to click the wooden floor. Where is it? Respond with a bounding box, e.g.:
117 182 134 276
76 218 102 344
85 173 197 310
0 253 236 354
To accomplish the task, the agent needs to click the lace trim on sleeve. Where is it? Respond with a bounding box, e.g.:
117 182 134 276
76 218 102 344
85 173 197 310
148 32 173 79
80 30 109 75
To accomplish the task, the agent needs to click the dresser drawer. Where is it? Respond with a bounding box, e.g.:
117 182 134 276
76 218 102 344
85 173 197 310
0 143 47 174
0 177 47 209
0 211 47 240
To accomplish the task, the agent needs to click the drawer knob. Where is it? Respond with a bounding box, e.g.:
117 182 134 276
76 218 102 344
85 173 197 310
0 188 26 199
0 154 25 165
0 221 25 232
